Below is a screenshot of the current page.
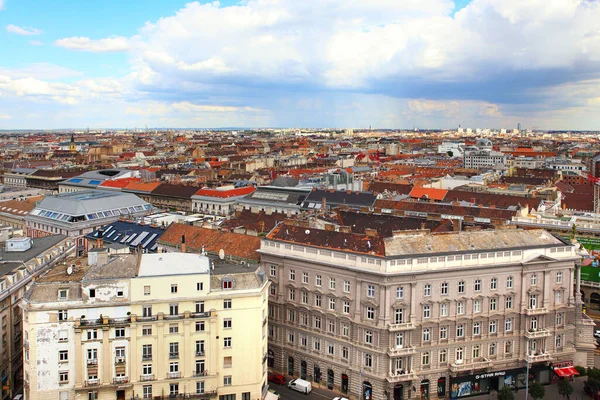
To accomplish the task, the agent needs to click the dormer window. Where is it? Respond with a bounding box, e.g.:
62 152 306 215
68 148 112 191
222 278 233 290
58 289 68 300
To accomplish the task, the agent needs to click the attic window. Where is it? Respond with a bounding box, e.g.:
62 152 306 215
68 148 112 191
58 289 68 300
89 289 96 298
117 289 124 297
222 278 233 290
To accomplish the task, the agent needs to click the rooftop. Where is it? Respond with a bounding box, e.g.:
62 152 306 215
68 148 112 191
137 253 210 277
0 234 67 276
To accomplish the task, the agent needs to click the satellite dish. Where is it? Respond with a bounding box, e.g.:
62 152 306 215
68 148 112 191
66 266 73 275
219 249 225 260
305 229 311 235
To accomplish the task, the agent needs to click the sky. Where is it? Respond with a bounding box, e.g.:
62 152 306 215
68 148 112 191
1 0 600 130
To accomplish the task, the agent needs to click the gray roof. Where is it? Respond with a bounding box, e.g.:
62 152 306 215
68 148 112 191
0 234 66 276
32 190 149 216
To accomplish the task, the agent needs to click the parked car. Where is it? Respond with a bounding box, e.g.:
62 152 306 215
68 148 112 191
288 378 312 394
333 397 350 400
268 374 287 385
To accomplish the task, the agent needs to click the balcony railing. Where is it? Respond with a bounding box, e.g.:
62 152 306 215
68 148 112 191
142 355 152 361
193 370 208 377
169 352 179 359
80 316 131 326
113 376 129 384
196 351 205 357
140 374 155 382
386 371 417 383
84 378 100 387
167 371 181 379
115 357 126 364
131 392 218 400
450 359 492 372
387 346 417 357
525 328 551 339
191 312 211 319
164 314 184 320
525 307 548 316
87 358 98 365
388 321 415 331
526 352 553 363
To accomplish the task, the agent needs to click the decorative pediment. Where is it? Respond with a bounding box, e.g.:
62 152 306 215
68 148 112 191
392 300 409 308
527 287 542 295
553 285 566 292
361 299 379 308
522 253 557 264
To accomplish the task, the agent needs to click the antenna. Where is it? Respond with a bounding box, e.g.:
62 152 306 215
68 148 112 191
219 249 225 260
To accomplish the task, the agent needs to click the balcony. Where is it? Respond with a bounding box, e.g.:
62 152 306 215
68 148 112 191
113 376 129 384
388 321 416 332
450 359 493 373
164 314 184 320
387 346 417 357
196 351 205 357
525 328 551 339
169 352 179 359
140 374 155 382
525 307 548 316
387 371 417 383
80 316 131 326
167 371 181 379
84 378 100 387
142 355 152 361
87 358 98 365
137 315 158 322
526 352 553 363
193 370 208 377
115 356 126 364
191 311 211 319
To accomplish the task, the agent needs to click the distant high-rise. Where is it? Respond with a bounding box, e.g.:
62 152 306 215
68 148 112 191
517 123 521 131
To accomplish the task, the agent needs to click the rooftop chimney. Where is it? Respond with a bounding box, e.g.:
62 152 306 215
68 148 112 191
321 197 327 212
364 228 378 237
181 234 186 253
96 229 104 249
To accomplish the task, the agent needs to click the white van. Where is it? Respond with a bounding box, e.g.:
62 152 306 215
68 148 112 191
288 378 312 394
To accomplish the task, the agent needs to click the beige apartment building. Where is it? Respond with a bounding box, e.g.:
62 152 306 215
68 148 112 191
22 250 269 400
260 224 595 400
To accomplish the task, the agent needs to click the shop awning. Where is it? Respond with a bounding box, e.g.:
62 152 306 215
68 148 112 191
554 366 580 377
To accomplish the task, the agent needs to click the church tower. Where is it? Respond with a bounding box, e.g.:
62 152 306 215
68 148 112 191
69 134 77 153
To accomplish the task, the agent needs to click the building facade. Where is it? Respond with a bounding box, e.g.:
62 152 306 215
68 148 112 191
260 224 594 400
22 252 269 400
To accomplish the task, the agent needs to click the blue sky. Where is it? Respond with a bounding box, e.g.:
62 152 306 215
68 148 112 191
1 0 600 130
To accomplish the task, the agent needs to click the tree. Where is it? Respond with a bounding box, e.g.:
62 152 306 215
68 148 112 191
447 150 454 157
528 382 545 400
497 386 514 400
558 378 574 400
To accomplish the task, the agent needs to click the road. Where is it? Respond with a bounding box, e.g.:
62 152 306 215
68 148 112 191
269 382 337 400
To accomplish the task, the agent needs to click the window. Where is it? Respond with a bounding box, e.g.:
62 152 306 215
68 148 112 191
474 279 481 292
269 285 276 297
86 329 98 340
473 322 481 336
315 294 322 307
364 353 372 368
223 337 232 348
288 332 295 343
440 326 448 340
342 346 349 359
222 279 232 290
458 281 465 294
556 271 563 284
367 285 375 297
196 301 205 313
224 299 232 309
529 294 537 309
423 328 430 341
328 343 334 355
314 316 322 329
301 313 308 325
344 280 351 293
394 308 404 324
329 278 336 290
89 289 95 298
366 307 375 320
242 393 250 400
314 340 321 351
142 345 152 360
115 327 125 338
530 316 538 331
505 318 513 332
301 335 307 347
196 382 205 395
456 347 463 362
223 319 232 329
197 282 203 291
343 301 350 314
490 298 497 311
505 296 513 309
59 371 69 383
457 302 464 315
58 289 68 299
115 347 125 358
555 290 564 304
142 364 153 375
88 392 98 400
342 324 349 337
396 286 404 299
506 276 513 288
441 282 448 295
439 349 447 363
316 275 322 287
440 303 448 317
195 321 205 332
171 284 178 293
87 348 97 361
328 319 335 333
556 312 564 325
170 342 179 358
300 291 308 304
58 310 68 321
59 330 68 342
270 265 277 276
325 298 334 311
302 272 309 284
489 342 496 356
59 350 68 362
170 384 179 396
456 324 464 337
365 330 373 344
531 273 537 286
555 334 563 348
195 340 205 355
169 324 179 334
422 352 430 366
473 300 481 313
143 305 152 317
169 304 179 316
505 341 512 354
289 288 295 301
143 385 152 399
423 304 431 319
424 284 431 296
490 278 497 290
289 269 295 281
395 333 404 347
473 345 480 358
490 320 497 334
288 309 295 322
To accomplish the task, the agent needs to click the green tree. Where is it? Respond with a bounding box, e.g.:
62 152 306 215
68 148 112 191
447 150 454 157
528 382 545 400
497 386 514 400
558 378 574 400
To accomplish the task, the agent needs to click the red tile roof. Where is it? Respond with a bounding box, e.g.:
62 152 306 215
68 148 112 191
99 177 141 189
193 186 255 198
409 186 448 201
123 181 162 193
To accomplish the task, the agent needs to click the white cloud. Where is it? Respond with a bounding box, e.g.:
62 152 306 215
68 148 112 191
6 24 41 36
0 63 82 80
0 115 11 120
54 36 129 52
29 40 44 46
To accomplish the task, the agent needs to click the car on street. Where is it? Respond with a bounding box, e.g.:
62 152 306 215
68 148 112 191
594 330 600 339
269 374 287 385
333 397 350 400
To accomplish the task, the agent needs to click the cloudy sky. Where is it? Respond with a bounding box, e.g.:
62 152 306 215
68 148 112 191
1 0 600 130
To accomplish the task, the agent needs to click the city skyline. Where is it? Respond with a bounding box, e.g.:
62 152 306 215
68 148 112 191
1 0 600 130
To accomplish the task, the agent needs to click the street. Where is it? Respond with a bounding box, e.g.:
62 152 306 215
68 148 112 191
269 381 337 400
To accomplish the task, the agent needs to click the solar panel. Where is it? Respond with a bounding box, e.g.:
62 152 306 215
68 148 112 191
130 231 150 247
126 233 138 244
142 233 158 248
105 230 116 239
68 178 83 183
120 235 130 243
89 180 102 185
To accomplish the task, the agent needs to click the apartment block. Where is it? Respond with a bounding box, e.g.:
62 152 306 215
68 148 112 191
22 251 269 400
260 224 594 400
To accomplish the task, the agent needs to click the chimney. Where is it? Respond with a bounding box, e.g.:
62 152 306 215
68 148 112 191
96 229 104 249
181 234 186 253
339 226 352 233
329 189 335 193
324 224 335 232
421 222 426 230
451 219 462 232
321 197 327 211
364 228 378 237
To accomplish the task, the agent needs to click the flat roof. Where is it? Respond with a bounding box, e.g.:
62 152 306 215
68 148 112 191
137 253 210 277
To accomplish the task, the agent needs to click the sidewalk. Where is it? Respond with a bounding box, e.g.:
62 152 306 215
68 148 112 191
467 377 588 400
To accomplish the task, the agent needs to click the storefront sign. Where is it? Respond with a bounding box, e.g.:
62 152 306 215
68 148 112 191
475 371 506 379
